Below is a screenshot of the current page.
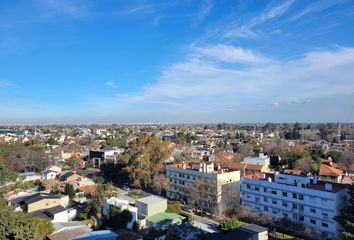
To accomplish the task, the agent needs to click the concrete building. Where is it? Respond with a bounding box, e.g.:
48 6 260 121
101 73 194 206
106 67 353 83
31 205 77 223
166 162 241 214
135 195 167 218
241 172 348 239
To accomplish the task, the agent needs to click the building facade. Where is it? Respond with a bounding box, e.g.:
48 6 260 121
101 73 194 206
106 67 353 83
241 172 348 238
166 162 241 214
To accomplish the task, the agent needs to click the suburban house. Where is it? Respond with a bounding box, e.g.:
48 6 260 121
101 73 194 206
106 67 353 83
31 205 77 223
42 165 62 180
228 162 269 177
88 148 124 168
241 172 348 239
166 162 241 214
208 224 268 240
103 197 138 229
47 221 92 240
17 172 41 182
60 171 83 182
9 193 69 213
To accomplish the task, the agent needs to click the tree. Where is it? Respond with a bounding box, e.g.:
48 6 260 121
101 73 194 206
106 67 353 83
0 197 42 240
93 183 116 215
166 201 182 214
33 217 53 239
66 156 81 167
120 135 172 188
295 157 318 174
0 162 16 185
338 151 354 173
64 183 76 201
105 207 133 230
218 217 241 232
186 178 218 214
151 174 169 195
334 185 354 239
46 137 59 145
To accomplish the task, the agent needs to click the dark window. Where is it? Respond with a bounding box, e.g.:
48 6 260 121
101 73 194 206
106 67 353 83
264 206 268 212
264 197 268 202
272 190 277 195
255 187 259 191
246 184 251 189
293 193 297 199
272 199 277 204
299 194 304 200
322 223 328 228
299 215 304 221
310 219 316 224
264 187 268 193
310 208 316 213
282 192 287 197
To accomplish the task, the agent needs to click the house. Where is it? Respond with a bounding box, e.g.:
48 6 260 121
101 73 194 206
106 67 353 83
135 195 167 218
103 197 138 229
319 164 343 183
228 162 269 177
60 171 82 182
71 230 119 240
48 221 92 240
208 224 268 240
243 153 270 167
88 148 124 168
17 172 41 182
31 205 77 223
241 172 348 239
9 193 69 213
42 165 62 180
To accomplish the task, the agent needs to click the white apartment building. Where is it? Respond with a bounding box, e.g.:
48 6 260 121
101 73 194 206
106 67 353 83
241 172 348 239
166 162 241 214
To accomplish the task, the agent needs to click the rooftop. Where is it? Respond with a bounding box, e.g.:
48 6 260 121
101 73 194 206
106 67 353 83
243 172 348 193
136 195 166 205
147 212 185 224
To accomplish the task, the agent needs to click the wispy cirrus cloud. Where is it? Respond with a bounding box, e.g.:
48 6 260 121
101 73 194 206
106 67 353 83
223 0 295 39
292 0 341 20
193 0 213 27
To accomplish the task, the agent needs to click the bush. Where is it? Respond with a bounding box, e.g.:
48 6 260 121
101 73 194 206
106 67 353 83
218 217 241 232
180 212 193 222
166 201 181 214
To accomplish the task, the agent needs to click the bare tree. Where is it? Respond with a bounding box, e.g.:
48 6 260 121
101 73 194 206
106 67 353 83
295 157 318 174
338 151 354 173
151 174 169 195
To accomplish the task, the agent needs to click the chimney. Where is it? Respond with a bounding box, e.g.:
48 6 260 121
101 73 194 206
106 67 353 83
182 163 186 169
313 176 318 184
267 177 272 182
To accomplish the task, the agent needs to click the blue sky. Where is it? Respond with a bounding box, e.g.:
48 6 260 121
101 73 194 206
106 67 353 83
1 0 354 124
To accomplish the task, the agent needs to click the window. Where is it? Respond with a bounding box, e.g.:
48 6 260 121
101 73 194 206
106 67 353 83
246 184 251 189
272 190 277 195
264 197 268 202
255 187 260 191
282 201 288 207
292 193 297 199
310 219 316 225
264 206 268 212
322 222 329 228
255 197 260 203
310 208 316 213
272 199 277 204
292 203 297 209
299 215 304 221
299 194 304 200
264 187 268 193
282 192 287 197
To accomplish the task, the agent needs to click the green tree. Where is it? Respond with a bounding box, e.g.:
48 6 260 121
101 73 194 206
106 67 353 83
166 201 182 214
64 183 76 201
334 185 354 239
105 207 133 230
218 217 241 232
46 137 59 145
0 162 16 185
33 217 54 239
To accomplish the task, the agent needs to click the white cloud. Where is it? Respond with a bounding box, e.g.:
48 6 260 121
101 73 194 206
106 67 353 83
292 0 339 20
224 0 295 39
106 81 117 88
111 46 354 113
193 0 213 27
191 44 270 64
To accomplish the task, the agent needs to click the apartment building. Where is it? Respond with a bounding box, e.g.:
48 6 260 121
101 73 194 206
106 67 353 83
241 172 348 239
166 162 241 214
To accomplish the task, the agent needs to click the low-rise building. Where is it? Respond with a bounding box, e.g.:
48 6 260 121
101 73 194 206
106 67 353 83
243 153 270 167
135 195 167 218
103 197 138 229
241 172 348 239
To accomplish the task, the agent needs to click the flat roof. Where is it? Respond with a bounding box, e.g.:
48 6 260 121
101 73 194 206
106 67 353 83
136 195 166 205
147 212 185 224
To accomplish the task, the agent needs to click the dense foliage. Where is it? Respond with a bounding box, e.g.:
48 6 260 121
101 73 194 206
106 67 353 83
218 217 241 232
335 185 354 239
166 201 182 214
0 197 51 240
